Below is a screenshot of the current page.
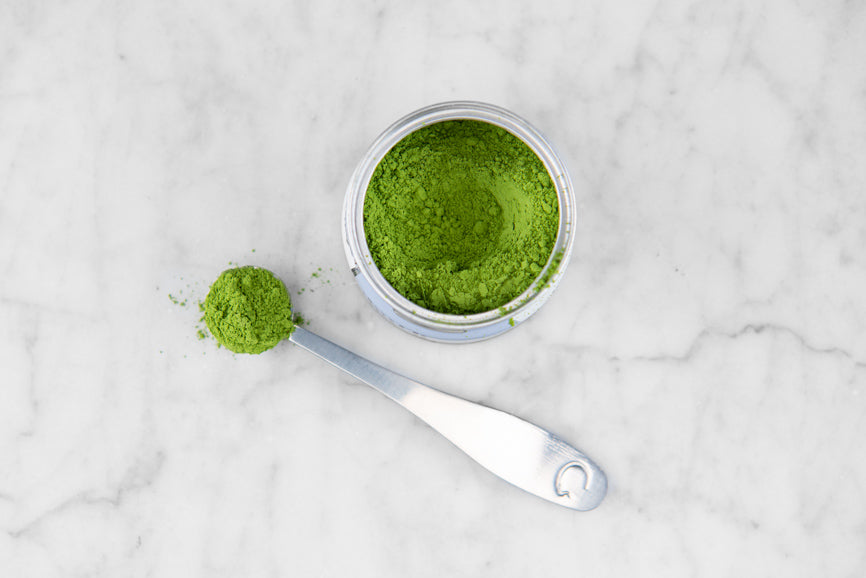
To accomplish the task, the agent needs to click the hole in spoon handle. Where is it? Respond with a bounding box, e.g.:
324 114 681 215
551 453 607 511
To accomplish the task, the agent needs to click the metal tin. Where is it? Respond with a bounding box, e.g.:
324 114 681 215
342 101 576 342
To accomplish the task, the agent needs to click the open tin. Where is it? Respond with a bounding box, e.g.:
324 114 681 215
342 101 576 342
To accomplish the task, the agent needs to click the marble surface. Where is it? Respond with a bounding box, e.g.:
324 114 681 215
2 0 865 575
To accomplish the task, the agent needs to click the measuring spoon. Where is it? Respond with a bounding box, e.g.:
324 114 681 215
289 326 607 511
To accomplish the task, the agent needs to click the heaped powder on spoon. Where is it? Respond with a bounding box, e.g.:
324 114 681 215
204 266 294 354
362 120 559 315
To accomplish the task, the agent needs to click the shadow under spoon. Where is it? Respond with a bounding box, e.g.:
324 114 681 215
289 326 607 511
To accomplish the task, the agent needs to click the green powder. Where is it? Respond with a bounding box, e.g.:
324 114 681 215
363 120 560 315
204 266 294 354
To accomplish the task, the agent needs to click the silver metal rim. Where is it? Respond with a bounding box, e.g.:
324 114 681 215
342 101 576 343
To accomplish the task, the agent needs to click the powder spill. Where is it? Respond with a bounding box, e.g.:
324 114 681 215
168 293 187 307
204 266 294 354
363 120 559 315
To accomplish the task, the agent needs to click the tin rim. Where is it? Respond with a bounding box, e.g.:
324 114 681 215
342 101 576 342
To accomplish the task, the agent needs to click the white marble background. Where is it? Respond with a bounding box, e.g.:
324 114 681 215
2 0 865 576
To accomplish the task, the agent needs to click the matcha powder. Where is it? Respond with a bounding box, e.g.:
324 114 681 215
363 120 560 315
204 266 294 354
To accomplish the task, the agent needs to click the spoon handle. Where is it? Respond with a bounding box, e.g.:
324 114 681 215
288 327 607 511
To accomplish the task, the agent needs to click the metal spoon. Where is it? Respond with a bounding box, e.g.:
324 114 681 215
289 327 607 511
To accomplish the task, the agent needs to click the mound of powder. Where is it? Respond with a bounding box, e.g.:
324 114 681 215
204 266 294 354
363 120 559 315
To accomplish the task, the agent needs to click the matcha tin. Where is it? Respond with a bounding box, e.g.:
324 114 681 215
343 101 576 342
